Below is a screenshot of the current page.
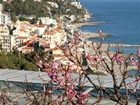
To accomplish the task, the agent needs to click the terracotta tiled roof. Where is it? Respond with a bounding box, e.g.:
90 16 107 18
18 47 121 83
45 31 55 35
16 36 28 39
44 28 64 36
34 24 46 28
51 47 62 51
52 54 65 57
22 47 33 49
55 27 63 32
20 28 26 32
29 36 39 41
39 39 49 45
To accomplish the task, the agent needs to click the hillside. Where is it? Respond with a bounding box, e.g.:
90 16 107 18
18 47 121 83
3 0 88 22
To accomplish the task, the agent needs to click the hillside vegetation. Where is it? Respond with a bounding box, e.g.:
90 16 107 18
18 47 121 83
3 0 87 22
0 51 38 71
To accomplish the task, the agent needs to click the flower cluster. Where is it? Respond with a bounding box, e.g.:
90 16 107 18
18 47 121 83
130 56 138 66
0 90 9 105
86 53 102 63
44 61 90 104
66 87 77 101
112 54 125 64
77 93 89 105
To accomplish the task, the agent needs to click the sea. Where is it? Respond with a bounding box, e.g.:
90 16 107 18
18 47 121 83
80 0 140 53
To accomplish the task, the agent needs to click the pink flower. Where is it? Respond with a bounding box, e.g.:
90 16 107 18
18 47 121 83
59 79 65 87
86 53 102 63
130 56 138 66
112 54 124 64
85 53 92 60
77 93 89 105
69 64 78 71
92 55 101 62
66 87 77 101
137 49 140 57
52 62 60 69
48 70 58 82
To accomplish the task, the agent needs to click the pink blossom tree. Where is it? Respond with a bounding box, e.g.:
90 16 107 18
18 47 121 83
31 31 140 105
1 31 140 105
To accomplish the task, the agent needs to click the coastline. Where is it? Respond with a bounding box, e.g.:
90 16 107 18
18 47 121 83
73 22 140 53
69 4 140 54
80 32 111 40
84 41 140 52
71 21 106 29
71 19 140 52
80 1 140 46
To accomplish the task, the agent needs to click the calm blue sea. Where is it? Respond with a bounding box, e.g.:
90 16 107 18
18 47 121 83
80 0 140 46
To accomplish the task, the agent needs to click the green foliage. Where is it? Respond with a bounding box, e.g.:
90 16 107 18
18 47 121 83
19 16 29 21
0 0 3 3
0 45 53 71
0 51 38 71
11 12 18 22
3 0 86 22
3 0 51 20
30 18 38 24
0 44 2 51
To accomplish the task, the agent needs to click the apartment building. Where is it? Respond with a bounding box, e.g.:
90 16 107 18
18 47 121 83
42 26 67 61
71 0 82 9
42 27 67 48
0 25 16 52
0 4 11 25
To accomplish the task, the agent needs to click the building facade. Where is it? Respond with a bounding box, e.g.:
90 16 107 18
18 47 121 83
0 4 11 25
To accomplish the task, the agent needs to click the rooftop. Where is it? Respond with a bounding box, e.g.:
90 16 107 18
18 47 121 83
0 69 139 89
0 69 50 84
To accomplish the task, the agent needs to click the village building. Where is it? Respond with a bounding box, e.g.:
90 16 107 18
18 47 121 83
0 4 11 25
71 0 82 9
13 20 35 37
0 25 16 52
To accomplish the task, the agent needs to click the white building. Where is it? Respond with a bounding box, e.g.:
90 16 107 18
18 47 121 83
13 20 35 37
15 36 28 47
0 4 12 25
42 27 67 48
34 24 47 36
0 25 16 52
71 0 82 9
42 26 67 61
47 2 58 8
39 17 57 26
